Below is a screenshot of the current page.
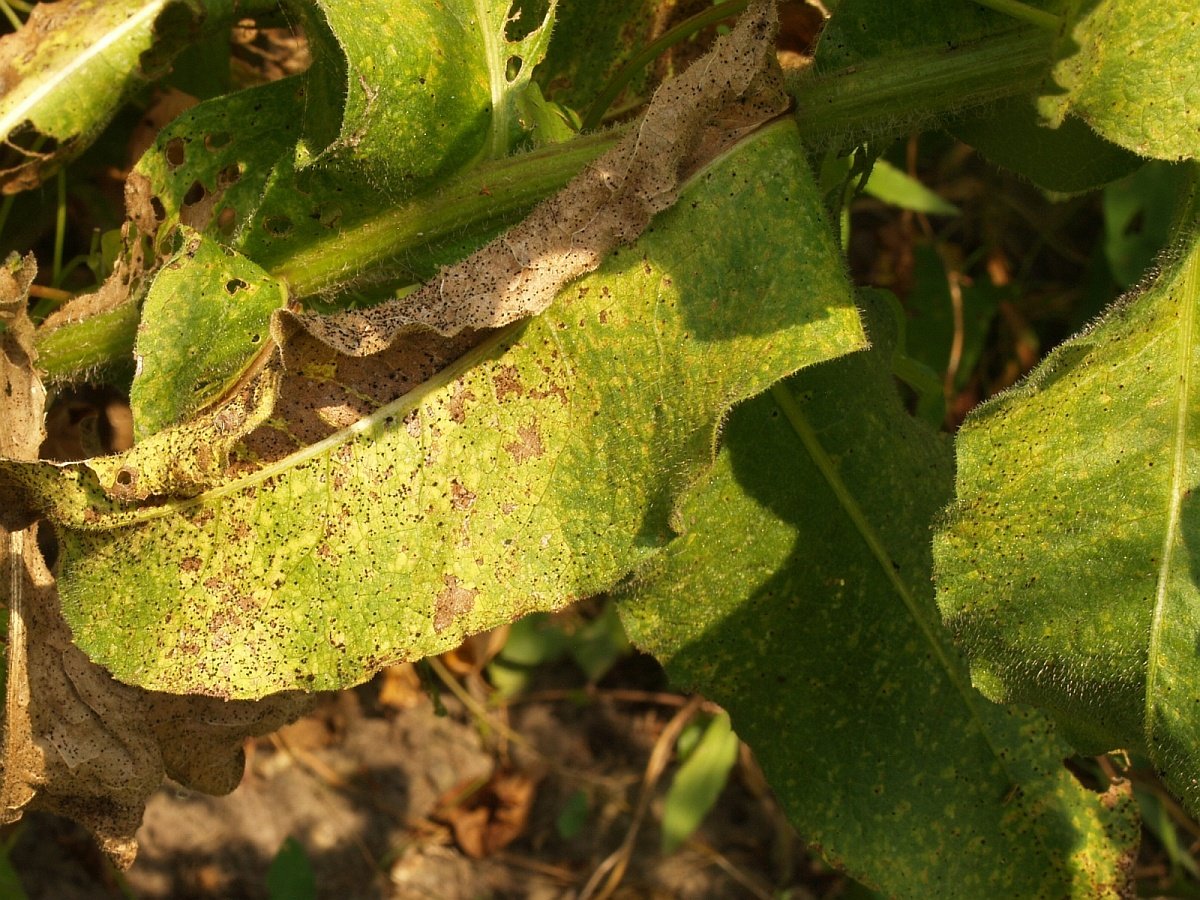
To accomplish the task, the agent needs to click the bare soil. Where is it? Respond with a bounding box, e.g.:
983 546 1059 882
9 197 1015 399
7 654 846 899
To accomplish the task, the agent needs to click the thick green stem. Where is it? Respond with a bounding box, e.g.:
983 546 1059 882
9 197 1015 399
791 26 1051 148
275 129 620 297
36 300 139 386
33 25 1055 383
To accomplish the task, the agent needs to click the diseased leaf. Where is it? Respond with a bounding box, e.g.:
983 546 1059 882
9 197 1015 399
0 254 307 866
132 0 783 437
934 185 1200 814
0 118 865 699
293 0 556 187
1041 0 1200 161
280 0 788 352
35 0 569 390
131 227 287 437
0 0 274 194
620 291 1140 897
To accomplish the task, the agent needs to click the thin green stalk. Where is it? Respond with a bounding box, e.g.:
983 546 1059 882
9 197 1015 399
0 0 22 31
581 0 750 132
52 169 67 285
970 0 1061 30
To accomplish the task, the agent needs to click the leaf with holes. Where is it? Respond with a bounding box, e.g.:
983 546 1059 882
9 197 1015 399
934 191 1200 815
294 0 557 181
0 120 865 700
131 227 286 438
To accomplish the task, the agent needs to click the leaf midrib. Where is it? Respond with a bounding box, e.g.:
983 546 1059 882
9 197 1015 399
0 1 164 140
1145 245 1200 736
769 381 1014 758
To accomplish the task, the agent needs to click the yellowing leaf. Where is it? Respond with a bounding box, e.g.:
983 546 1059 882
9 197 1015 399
0 120 865 699
0 0 273 193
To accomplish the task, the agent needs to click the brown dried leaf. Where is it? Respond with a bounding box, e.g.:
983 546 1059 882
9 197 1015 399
274 0 787 357
436 769 539 859
1 254 311 866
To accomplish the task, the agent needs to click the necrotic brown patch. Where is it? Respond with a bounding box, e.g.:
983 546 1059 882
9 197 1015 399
434 575 478 632
504 422 544 463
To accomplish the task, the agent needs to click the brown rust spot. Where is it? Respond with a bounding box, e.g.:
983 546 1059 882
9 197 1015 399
181 556 202 572
447 384 477 424
404 410 421 438
450 480 477 511
434 575 478 633
492 364 524 402
504 422 544 464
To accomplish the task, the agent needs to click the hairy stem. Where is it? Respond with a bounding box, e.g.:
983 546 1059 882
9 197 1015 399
791 26 1050 148
275 129 621 297
33 24 1052 383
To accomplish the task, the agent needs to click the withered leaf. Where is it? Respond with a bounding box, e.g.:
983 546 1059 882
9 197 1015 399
275 0 788 356
1 254 310 866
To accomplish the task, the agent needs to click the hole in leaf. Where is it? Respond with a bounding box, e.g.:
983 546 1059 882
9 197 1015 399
250 333 262 344
504 0 544 41
114 468 136 488
205 131 232 151
264 215 293 236
217 207 237 235
183 180 206 207
506 55 523 81
164 137 185 169
225 278 248 294
149 196 166 221
217 163 242 187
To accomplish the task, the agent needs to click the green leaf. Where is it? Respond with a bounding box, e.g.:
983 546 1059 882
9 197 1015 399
862 159 959 216
0 827 27 900
814 0 1054 72
1103 161 1191 288
567 599 629 683
131 226 287 437
2 120 865 699
950 97 1144 194
534 0 659 114
0 0 271 193
620 291 1139 897
556 788 589 839
934 180 1200 813
1041 0 1200 161
661 712 738 854
293 0 556 184
266 836 316 900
